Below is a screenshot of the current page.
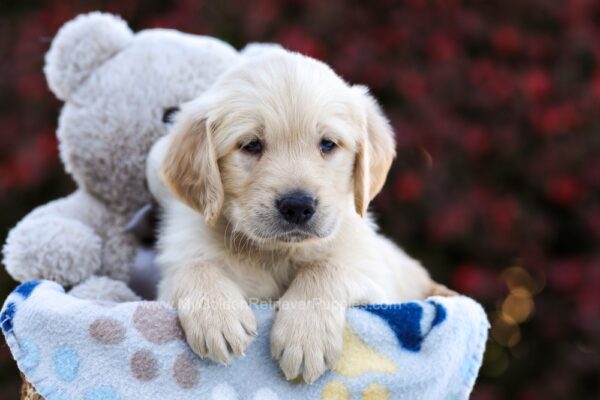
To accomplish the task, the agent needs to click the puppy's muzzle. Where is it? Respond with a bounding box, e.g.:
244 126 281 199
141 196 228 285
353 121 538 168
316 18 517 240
276 191 316 225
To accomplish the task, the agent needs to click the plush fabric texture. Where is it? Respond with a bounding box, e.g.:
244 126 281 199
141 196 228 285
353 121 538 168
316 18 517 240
2 12 240 299
2 281 488 400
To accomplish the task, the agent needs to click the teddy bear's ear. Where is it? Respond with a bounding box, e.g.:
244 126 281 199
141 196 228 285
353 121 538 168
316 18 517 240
44 12 133 100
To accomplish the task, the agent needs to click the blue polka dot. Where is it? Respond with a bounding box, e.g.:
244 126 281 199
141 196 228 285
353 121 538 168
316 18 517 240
361 303 425 351
360 301 449 352
1 302 16 333
20 337 40 372
15 280 42 299
53 346 80 382
84 386 120 400
428 300 447 327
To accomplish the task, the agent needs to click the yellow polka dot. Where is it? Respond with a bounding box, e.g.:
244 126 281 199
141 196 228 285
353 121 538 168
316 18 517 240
322 380 349 400
334 326 399 377
362 383 390 400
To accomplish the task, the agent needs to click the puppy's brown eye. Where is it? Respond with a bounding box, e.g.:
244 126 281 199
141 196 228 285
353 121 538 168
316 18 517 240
320 139 337 154
241 139 263 155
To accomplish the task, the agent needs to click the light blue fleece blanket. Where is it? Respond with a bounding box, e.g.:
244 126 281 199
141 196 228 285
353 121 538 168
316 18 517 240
2 280 488 400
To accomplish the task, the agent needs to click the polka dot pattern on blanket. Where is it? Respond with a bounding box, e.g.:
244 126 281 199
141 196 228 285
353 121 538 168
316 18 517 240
52 346 80 383
133 303 183 344
89 319 126 345
2 280 489 400
130 350 159 381
20 337 40 372
173 353 200 389
83 386 120 400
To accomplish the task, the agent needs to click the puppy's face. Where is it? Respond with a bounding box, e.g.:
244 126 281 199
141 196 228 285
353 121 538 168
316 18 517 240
162 50 395 246
219 107 354 244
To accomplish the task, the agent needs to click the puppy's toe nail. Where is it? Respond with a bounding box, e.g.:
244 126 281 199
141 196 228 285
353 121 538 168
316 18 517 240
247 329 258 336
324 353 340 370
304 362 327 384
325 358 337 370
280 346 303 380
283 367 301 381
219 354 232 365
271 343 284 360
303 373 318 384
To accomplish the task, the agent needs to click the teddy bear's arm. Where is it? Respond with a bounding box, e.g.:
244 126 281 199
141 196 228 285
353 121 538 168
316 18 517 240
2 190 109 287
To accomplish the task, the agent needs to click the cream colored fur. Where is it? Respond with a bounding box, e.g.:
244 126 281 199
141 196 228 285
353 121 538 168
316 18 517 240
150 48 453 383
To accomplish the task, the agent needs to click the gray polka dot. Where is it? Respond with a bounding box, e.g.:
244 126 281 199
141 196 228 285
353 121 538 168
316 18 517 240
133 303 182 344
131 350 159 381
89 319 126 345
173 354 199 389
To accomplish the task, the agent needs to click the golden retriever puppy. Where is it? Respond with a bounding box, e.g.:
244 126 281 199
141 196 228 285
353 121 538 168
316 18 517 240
151 48 454 383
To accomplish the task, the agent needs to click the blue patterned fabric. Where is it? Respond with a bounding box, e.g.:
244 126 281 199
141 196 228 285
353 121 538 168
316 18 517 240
2 280 489 400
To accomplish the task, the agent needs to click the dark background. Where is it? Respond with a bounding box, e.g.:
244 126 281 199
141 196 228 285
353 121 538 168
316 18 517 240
1 1 599 399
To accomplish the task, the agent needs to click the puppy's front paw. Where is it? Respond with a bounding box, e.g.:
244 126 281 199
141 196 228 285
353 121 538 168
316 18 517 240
178 295 257 364
270 303 344 383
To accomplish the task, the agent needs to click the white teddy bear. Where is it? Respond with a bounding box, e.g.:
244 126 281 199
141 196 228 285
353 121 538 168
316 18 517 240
2 12 239 301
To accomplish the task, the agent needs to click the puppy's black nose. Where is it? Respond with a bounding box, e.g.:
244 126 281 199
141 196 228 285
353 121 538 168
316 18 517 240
276 192 317 225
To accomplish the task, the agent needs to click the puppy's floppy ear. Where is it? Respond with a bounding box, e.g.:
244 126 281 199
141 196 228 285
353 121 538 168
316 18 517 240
161 102 223 225
352 85 396 217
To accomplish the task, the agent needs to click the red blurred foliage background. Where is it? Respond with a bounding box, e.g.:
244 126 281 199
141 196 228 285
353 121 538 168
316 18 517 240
1 1 599 398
